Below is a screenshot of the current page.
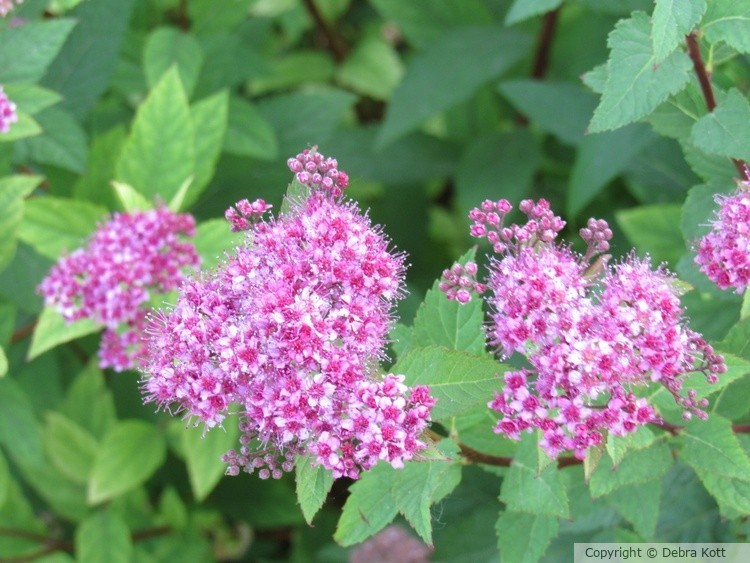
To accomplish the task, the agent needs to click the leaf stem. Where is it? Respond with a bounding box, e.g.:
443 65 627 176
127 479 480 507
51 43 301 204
301 0 348 63
686 31 750 180
531 8 561 80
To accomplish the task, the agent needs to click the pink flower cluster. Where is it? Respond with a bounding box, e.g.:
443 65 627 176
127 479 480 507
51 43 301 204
0 0 23 18
444 199 725 459
287 148 349 197
142 150 434 480
0 85 18 133
38 207 200 371
695 185 750 293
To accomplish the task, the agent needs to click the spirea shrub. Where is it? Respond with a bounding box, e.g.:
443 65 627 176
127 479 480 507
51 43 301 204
443 199 726 459
141 150 435 480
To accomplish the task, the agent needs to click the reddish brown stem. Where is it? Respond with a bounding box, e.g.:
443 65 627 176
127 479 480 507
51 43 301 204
301 0 348 63
686 31 750 180
531 8 561 79
11 320 37 344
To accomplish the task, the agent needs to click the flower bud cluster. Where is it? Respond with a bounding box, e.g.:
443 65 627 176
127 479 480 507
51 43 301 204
38 207 199 371
438 261 486 303
287 147 349 196
142 150 434 480
449 198 724 459
225 198 272 232
695 185 750 293
0 85 18 133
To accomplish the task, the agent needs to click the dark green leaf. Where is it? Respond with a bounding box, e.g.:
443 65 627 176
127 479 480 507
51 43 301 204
61 363 117 441
0 175 41 273
500 435 570 518
224 96 278 160
568 124 656 217
116 67 195 202
505 0 563 25
72 126 127 210
0 19 77 83
88 420 166 504
295 455 335 525
496 511 558 563
22 107 88 173
0 378 44 468
604 479 661 538
648 84 709 140
378 26 530 147
76 510 133 563
394 346 503 421
652 0 706 63
615 203 685 266
0 111 41 143
679 415 750 479
337 36 403 100
144 27 203 97
589 12 692 133
43 412 98 484
2 84 61 116
589 440 673 497
691 88 750 162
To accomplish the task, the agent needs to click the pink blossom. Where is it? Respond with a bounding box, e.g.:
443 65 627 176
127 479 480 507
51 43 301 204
0 85 18 134
38 206 200 371
695 185 750 293
448 199 724 459
0 0 23 18
143 149 434 479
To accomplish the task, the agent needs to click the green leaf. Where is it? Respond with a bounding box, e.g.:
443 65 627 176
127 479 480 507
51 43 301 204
17 197 106 260
181 419 240 502
652 0 707 63
167 176 193 213
717 319 750 360
0 378 44 468
73 127 127 210
411 248 486 355
702 0 750 54
144 28 203 97
250 51 336 95
582 63 608 94
498 80 598 145
0 19 77 83
334 463 398 546
0 175 41 273
606 426 656 466
692 467 750 518
295 455 335 525
377 26 530 147
604 479 661 539
679 415 750 480
505 0 562 25
21 107 88 173
116 67 195 203
500 435 570 518
0 111 42 143
61 363 117 441
194 218 241 271
28 309 100 362
76 510 133 563
680 179 734 244
691 88 750 162
568 124 655 217
496 511 558 563
224 96 278 160
0 347 6 378
2 84 61 116
648 84 709 140
111 181 152 213
88 420 166 504
455 130 541 217
337 36 403 100
589 440 673 498
189 90 229 200
615 203 684 266
394 346 503 421
42 0 135 117
589 12 692 133
43 412 98 485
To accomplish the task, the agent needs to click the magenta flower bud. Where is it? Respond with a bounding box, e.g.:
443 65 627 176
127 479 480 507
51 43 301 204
0 85 18 134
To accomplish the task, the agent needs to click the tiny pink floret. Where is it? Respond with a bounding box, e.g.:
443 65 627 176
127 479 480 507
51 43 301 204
0 85 18 134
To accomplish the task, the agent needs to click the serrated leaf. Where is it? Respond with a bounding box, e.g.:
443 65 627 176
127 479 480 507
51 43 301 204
42 0 135 117
604 479 661 539
496 511 558 563
181 419 239 502
378 26 530 147
0 19 77 83
702 0 750 54
27 308 100 361
679 415 750 480
144 27 203 97
500 435 569 518
582 63 608 94
648 83 709 140
43 412 98 484
606 426 655 466
295 455 335 525
116 67 195 203
589 12 692 133
615 203 684 266
17 197 106 260
411 249 486 355
76 510 133 563
691 88 750 162
88 420 166 504
498 80 598 145
652 0 707 63
692 464 750 518
224 96 278 160
568 124 655 217
717 319 750 360
681 138 738 182
111 181 152 213
589 440 673 497
394 346 503 421
0 175 41 273
505 0 562 25
334 463 399 546
583 442 605 483
189 90 229 201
